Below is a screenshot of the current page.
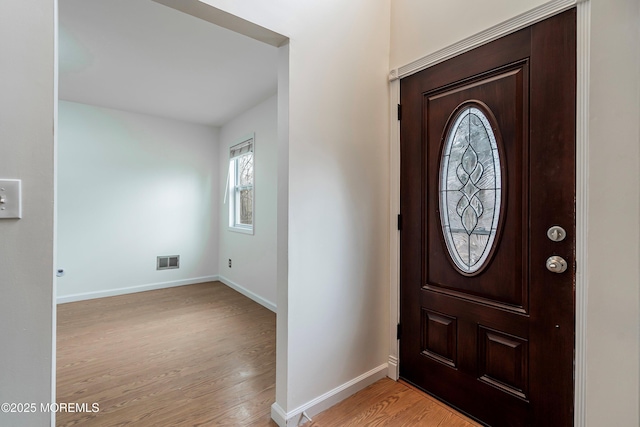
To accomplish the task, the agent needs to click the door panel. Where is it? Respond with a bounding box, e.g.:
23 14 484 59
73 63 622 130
399 9 576 427
425 64 528 308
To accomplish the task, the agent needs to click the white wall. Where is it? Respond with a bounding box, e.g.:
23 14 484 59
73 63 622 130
390 0 548 69
3 0 392 422
390 0 640 426
0 1 55 426
57 101 219 301
218 94 278 310
57 101 220 302
586 0 639 424
199 0 392 421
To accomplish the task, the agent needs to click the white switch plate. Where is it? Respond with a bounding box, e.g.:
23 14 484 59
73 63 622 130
0 179 22 219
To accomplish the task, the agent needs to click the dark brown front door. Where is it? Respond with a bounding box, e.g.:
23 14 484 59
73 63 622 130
399 9 576 426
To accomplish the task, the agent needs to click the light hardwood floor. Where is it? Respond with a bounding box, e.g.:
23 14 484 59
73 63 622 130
57 282 277 426
306 379 481 427
57 282 480 426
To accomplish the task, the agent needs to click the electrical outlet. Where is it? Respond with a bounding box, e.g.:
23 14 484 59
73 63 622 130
228 259 232 268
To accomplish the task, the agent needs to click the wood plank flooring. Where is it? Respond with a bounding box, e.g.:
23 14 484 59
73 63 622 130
306 379 482 427
56 282 277 426
57 282 481 426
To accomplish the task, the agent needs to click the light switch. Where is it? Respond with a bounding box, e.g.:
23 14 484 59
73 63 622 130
0 179 22 219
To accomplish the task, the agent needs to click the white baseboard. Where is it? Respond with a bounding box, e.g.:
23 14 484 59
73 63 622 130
217 275 276 312
270 402 288 427
56 275 220 304
271 363 388 427
387 355 399 380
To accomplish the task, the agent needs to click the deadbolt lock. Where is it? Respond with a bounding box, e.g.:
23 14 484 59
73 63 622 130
547 226 567 242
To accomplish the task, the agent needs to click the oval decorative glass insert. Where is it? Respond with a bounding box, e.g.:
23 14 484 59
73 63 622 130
439 104 502 274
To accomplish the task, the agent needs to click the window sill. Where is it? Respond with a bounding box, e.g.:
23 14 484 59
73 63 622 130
228 226 254 235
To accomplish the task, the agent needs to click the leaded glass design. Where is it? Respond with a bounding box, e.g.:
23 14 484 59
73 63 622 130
439 105 502 274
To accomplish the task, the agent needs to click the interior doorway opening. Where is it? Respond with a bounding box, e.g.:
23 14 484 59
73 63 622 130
54 0 289 424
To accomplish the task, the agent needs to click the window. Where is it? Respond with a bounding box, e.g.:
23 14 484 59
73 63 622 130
439 104 502 275
228 135 254 234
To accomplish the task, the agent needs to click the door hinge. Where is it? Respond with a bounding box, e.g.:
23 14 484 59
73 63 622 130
397 214 403 231
397 104 402 121
397 324 402 340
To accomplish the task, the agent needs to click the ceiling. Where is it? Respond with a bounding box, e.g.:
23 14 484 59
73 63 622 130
58 0 279 127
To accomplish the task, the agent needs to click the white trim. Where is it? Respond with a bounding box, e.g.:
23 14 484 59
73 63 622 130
388 77 401 381
274 42 290 427
227 224 254 235
388 1 590 425
52 1 59 425
56 275 219 304
387 355 399 380
270 402 288 427
218 275 277 312
389 0 580 81
574 2 590 426
270 364 388 427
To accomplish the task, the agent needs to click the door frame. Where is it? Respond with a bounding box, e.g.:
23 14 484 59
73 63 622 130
387 0 590 425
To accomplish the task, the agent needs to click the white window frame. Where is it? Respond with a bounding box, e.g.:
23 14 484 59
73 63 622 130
227 134 255 235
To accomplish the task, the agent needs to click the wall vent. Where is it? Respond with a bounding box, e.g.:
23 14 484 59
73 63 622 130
157 255 180 270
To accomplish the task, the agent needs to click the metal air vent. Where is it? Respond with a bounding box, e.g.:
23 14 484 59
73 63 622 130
157 255 180 270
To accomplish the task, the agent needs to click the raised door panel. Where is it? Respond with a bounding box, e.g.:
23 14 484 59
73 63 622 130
425 65 529 310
